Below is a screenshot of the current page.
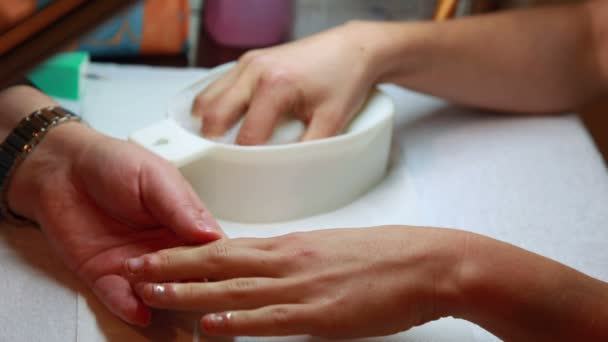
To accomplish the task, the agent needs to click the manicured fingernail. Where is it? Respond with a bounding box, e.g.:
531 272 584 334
197 219 216 233
203 312 232 328
127 257 144 275
152 284 165 295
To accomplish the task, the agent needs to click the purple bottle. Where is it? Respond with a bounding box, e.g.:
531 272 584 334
198 0 294 67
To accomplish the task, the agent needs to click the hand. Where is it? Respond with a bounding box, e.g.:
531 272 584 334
193 22 383 145
6 122 224 326
125 226 467 338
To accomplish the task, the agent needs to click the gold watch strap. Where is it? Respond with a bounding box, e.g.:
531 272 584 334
0 106 81 225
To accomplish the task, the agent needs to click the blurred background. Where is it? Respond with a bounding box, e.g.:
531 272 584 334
0 0 582 69
1 0 604 162
122 0 581 67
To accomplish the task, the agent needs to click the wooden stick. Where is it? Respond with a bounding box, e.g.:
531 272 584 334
0 0 85 55
434 0 459 21
0 0 136 89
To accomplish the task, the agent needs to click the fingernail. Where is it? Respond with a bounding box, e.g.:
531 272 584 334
152 284 166 295
195 209 220 234
197 220 216 233
203 312 231 328
203 132 221 140
127 257 144 275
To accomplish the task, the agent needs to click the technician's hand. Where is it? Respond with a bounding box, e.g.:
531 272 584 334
193 22 383 145
126 226 467 338
6 122 224 327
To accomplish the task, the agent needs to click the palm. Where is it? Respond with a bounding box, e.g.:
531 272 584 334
43 187 182 326
33 138 221 326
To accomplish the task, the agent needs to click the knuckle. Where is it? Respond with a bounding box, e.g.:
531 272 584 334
270 306 293 330
202 110 222 126
277 232 306 247
227 279 256 291
208 241 230 261
150 251 171 272
259 69 294 88
235 128 260 146
301 272 342 297
225 279 258 298
317 111 344 135
258 237 280 251
180 283 196 300
248 53 272 70
192 93 211 112
239 50 262 65
276 247 318 273
292 247 318 259
203 111 230 132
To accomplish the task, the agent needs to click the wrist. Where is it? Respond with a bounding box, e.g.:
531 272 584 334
6 120 100 222
393 226 472 322
449 233 608 341
337 21 399 85
429 228 474 320
351 21 437 85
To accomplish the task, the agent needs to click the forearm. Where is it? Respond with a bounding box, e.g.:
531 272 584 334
0 85 58 137
360 1 608 113
452 232 608 341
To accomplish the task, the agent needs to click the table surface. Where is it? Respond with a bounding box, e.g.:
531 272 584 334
1 63 607 342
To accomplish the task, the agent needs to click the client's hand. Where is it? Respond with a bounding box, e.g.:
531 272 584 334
126 226 466 338
193 22 384 145
7 122 224 326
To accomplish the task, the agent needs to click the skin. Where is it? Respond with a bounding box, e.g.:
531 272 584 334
0 86 225 326
127 0 608 339
127 227 608 341
3 0 607 337
126 227 465 338
191 26 379 144
193 0 608 145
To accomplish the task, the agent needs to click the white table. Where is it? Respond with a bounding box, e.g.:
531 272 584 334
1 63 607 341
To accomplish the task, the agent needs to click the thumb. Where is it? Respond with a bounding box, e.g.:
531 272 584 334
141 163 224 243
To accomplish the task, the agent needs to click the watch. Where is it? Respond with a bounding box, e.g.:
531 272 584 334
0 106 82 225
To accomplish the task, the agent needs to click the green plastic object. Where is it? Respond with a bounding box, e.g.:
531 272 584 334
28 52 89 101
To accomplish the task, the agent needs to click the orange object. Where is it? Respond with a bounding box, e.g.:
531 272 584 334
0 0 37 34
79 0 190 56
0 0 85 55
0 0 135 88
141 0 190 55
434 0 459 21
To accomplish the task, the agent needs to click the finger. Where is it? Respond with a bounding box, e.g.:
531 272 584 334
201 305 315 337
140 161 223 243
192 67 241 117
124 239 281 282
184 185 227 239
200 73 255 138
77 228 184 284
137 277 296 312
93 274 152 327
193 49 263 117
300 107 347 142
236 73 298 146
